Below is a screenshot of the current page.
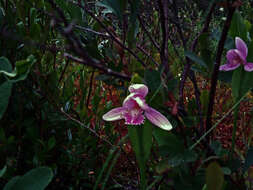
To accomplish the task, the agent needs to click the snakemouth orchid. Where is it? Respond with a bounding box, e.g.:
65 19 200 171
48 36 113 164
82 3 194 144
102 84 173 131
219 37 253 72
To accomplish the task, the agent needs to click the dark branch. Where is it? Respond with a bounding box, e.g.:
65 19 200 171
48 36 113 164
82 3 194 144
205 3 236 141
64 53 131 81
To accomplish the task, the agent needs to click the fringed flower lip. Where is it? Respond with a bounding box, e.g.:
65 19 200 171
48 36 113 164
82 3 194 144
219 37 253 72
102 84 173 131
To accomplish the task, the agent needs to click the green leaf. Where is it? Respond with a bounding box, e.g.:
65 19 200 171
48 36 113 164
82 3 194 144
128 121 152 189
0 166 7 177
4 167 53 190
0 57 16 77
128 122 152 163
200 90 209 115
229 10 247 41
231 66 242 100
243 147 253 173
153 127 183 149
185 51 207 68
206 162 224 190
3 177 21 190
199 33 214 71
13 55 36 82
144 70 161 92
127 0 140 47
0 81 13 119
247 40 253 62
153 127 196 166
48 137 56 150
96 0 126 22
232 66 253 100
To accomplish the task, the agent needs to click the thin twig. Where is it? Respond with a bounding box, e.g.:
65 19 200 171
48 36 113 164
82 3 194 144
61 108 115 147
66 0 147 67
64 53 131 81
137 14 160 51
75 25 110 38
136 45 159 66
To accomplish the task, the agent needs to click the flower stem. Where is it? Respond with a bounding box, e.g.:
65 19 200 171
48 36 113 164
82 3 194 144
231 103 239 154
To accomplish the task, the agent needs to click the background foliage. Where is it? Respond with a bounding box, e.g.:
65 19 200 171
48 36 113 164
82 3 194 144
1 0 253 189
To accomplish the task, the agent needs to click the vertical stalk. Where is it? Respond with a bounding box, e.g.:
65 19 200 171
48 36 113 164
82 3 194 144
231 104 239 153
205 5 235 142
231 66 244 154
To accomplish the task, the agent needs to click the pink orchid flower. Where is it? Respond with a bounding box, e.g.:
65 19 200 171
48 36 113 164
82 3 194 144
219 37 253 72
102 84 172 131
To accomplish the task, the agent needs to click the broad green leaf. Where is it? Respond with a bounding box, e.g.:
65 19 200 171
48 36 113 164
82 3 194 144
211 29 234 49
0 166 7 177
12 55 36 82
0 81 13 119
0 57 16 77
232 66 253 100
144 70 161 92
128 121 152 189
96 0 126 22
48 137 56 150
200 90 209 115
231 66 242 100
229 11 247 41
153 127 196 166
199 33 213 71
3 167 53 190
247 41 253 62
243 147 253 173
153 127 183 149
206 162 224 190
3 177 21 190
128 122 152 163
127 0 140 47
185 51 207 68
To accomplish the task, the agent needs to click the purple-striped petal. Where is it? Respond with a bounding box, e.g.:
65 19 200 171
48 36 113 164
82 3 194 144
235 37 248 58
219 62 240 71
226 49 245 64
244 62 253 72
128 84 148 97
123 93 138 109
145 107 172 131
102 107 126 121
133 96 149 110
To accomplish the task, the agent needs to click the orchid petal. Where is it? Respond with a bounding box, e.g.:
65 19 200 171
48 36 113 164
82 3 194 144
133 96 149 110
128 84 148 97
236 37 248 58
123 93 138 109
102 107 126 121
226 49 245 63
145 107 172 131
244 62 253 72
219 62 240 71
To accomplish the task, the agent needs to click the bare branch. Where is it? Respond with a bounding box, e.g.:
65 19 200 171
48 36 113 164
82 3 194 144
64 53 131 81
206 4 236 140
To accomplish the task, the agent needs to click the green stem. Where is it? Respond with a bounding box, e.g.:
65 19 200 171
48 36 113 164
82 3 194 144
139 162 147 190
231 102 239 154
137 128 147 190
230 66 244 155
